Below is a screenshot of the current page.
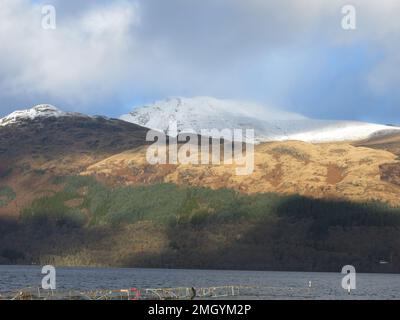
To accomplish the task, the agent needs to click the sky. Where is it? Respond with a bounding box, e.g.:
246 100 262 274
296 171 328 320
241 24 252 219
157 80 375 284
0 0 400 123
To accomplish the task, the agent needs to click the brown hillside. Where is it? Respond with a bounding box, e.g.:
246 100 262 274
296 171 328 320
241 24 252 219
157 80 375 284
82 140 400 206
355 131 400 156
2 117 400 217
0 116 149 216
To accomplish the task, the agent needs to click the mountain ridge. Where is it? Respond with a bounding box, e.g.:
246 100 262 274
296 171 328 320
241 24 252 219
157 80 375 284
0 101 400 271
0 104 91 127
121 96 400 143
2 99 399 144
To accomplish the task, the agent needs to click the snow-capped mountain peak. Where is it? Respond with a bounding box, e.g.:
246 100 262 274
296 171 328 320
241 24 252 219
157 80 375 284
120 96 400 143
120 96 306 136
0 104 88 127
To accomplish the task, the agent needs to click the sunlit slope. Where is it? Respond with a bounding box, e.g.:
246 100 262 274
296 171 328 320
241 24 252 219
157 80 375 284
82 140 400 205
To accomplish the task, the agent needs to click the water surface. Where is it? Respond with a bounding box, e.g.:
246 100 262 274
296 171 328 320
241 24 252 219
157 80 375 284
0 265 399 299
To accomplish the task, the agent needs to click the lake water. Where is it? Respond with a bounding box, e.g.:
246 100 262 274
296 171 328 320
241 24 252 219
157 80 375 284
1 265 400 299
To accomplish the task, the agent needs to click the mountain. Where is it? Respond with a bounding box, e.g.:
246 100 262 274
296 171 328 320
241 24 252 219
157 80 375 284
121 97 400 143
0 105 150 159
1 102 399 215
0 104 149 216
0 104 90 127
1 103 400 271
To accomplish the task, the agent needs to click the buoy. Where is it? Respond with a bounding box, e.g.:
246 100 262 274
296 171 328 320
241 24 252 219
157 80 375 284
308 281 312 288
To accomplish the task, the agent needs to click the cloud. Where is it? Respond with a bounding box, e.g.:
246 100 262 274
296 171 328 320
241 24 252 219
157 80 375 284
0 0 399 122
0 0 141 114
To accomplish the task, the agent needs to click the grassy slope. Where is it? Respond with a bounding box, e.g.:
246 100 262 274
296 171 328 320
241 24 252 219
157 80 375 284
82 140 400 206
1 176 400 273
1 120 400 272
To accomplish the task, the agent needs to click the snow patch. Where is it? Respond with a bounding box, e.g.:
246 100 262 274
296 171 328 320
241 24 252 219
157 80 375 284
121 97 400 143
0 104 89 126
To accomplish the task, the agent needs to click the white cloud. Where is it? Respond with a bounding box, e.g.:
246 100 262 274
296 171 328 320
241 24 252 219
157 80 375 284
0 0 400 119
0 0 140 112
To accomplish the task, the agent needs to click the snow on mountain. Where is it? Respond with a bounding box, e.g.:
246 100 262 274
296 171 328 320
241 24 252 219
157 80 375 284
120 97 400 143
0 104 88 126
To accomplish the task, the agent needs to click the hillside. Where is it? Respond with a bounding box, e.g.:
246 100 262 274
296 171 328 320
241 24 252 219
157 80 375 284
82 140 400 206
2 177 400 272
1 104 400 272
0 106 149 216
355 131 400 156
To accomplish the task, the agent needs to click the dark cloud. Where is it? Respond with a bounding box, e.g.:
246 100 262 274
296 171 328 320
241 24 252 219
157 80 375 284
0 0 399 123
